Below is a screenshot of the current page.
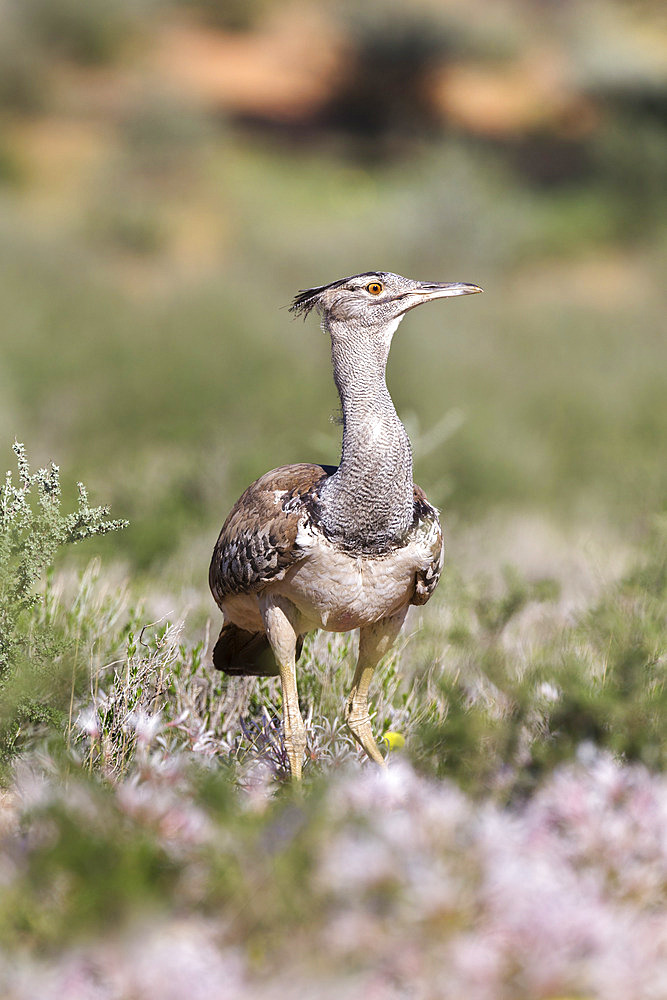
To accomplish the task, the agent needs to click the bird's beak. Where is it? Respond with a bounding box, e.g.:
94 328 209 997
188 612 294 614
398 281 483 313
414 281 483 299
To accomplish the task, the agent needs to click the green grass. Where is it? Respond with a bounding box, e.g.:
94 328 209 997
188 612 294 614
0 511 664 996
1 448 662 794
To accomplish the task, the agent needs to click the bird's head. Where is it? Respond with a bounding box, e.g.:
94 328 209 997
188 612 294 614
290 271 482 334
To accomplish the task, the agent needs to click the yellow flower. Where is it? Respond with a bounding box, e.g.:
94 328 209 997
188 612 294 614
382 731 406 750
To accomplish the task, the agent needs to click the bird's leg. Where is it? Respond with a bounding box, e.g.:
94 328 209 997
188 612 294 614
259 595 306 780
346 610 407 766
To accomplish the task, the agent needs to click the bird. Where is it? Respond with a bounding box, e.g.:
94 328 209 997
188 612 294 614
209 271 482 779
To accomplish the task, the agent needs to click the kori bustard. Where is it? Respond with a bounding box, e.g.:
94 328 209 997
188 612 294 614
210 271 482 778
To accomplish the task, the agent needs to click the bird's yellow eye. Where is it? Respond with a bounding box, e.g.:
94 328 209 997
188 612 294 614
366 281 383 295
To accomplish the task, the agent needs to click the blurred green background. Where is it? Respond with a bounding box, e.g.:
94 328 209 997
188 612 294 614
0 0 665 578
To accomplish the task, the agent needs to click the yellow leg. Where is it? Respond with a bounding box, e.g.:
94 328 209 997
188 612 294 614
346 611 407 766
260 596 306 780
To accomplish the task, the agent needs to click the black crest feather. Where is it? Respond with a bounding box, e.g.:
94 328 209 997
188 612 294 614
289 278 343 319
289 273 376 319
289 283 329 319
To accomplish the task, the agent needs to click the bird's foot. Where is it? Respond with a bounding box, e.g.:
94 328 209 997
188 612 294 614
345 708 386 767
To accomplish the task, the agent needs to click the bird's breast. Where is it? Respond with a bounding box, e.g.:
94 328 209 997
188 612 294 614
273 515 440 631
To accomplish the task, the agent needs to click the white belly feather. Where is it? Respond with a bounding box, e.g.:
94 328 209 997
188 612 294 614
221 515 441 634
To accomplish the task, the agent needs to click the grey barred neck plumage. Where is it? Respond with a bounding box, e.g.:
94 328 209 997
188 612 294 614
290 270 482 552
209 269 482 779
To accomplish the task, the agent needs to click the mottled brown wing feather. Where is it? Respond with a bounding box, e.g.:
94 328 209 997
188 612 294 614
410 485 444 606
209 463 336 606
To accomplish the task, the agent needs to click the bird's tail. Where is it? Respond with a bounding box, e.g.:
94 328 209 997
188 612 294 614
212 623 304 676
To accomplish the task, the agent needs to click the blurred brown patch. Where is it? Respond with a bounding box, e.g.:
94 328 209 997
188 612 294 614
430 50 598 137
152 13 344 122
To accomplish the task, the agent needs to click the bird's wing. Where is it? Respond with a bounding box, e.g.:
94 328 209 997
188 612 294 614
209 463 335 605
410 485 444 606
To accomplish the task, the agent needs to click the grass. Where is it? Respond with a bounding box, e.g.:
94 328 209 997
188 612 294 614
1 532 666 994
0 446 651 996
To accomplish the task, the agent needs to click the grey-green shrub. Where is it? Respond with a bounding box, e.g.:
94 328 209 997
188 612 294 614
0 441 126 762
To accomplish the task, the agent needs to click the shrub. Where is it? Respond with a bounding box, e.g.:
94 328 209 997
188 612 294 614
0 442 126 764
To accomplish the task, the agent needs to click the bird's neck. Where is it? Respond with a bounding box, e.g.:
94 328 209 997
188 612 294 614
318 318 414 549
